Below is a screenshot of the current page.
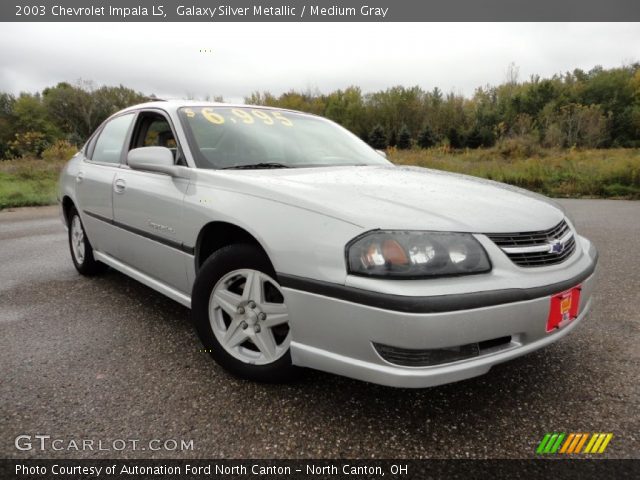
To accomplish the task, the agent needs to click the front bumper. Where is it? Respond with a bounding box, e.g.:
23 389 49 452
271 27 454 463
282 236 598 388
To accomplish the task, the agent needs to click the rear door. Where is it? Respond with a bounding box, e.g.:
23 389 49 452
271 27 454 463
111 109 191 293
76 112 135 255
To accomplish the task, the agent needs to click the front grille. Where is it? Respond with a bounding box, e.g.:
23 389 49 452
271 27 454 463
373 336 513 367
487 220 576 267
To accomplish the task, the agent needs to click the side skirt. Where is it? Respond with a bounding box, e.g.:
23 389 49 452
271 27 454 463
93 250 192 308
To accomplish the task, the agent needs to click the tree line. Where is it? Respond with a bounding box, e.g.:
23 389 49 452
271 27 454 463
248 63 640 151
1 63 639 159
0 80 147 159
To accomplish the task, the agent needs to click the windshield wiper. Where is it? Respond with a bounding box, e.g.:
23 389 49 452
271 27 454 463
223 162 290 170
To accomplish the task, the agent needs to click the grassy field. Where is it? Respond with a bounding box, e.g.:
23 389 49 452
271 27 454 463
0 148 639 210
390 147 640 199
0 157 67 209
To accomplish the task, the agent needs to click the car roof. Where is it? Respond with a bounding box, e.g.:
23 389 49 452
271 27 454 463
118 100 310 117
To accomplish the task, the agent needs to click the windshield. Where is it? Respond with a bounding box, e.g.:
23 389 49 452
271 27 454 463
178 106 391 169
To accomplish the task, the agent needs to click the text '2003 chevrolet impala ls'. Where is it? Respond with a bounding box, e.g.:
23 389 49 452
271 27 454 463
58 101 598 387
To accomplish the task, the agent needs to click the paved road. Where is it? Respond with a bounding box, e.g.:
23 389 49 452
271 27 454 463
1 201 638 459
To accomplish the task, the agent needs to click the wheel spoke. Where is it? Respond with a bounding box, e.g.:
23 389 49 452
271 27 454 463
242 271 264 303
221 318 248 348
252 328 277 361
213 289 242 316
263 312 289 328
261 302 287 315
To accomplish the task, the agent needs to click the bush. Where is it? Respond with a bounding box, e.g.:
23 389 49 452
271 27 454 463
42 140 77 162
466 126 496 148
6 131 49 158
602 183 640 198
495 135 541 159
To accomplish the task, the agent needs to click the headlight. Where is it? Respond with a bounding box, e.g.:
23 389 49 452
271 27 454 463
346 231 491 278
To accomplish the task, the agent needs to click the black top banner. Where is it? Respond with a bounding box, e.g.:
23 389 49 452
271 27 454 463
2 0 640 22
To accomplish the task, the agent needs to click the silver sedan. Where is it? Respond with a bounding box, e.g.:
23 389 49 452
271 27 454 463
58 101 598 387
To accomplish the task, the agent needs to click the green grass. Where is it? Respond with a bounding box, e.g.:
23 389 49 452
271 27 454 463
390 147 640 199
1 148 639 210
0 157 66 209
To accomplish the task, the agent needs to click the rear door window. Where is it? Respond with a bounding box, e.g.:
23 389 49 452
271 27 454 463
91 113 135 164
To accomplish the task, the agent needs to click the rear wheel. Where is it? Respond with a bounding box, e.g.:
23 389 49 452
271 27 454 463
192 244 297 382
67 206 106 276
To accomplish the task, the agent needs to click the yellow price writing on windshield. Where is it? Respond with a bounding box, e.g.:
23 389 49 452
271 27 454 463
232 109 254 124
201 108 293 127
252 110 273 125
202 108 225 125
272 111 293 127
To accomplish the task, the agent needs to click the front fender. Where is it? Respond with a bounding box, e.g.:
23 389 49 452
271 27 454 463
183 182 363 286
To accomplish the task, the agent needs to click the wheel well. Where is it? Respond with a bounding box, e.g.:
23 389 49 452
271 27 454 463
62 196 75 225
195 222 274 273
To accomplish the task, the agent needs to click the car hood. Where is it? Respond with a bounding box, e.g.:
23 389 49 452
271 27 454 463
201 165 564 233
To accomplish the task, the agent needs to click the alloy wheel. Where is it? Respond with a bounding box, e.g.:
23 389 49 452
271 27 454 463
208 269 291 365
70 215 86 265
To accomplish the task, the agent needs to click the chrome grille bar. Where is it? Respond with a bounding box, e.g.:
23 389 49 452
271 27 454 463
487 220 576 267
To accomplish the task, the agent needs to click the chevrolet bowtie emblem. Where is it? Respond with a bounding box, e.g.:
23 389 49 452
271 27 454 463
549 239 565 254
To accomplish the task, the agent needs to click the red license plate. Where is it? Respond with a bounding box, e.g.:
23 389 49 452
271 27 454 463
547 286 581 332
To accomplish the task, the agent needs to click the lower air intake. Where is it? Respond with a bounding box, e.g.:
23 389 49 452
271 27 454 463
373 336 513 367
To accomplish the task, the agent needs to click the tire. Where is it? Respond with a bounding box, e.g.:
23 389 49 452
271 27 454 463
192 244 298 383
67 206 107 276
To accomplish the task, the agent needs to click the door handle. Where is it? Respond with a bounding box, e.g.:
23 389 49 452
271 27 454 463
76 172 84 183
114 178 126 194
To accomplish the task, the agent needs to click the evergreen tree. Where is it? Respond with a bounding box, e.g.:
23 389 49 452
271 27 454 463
387 129 397 147
397 124 412 149
368 124 387 149
417 125 436 148
447 127 463 149
465 127 484 149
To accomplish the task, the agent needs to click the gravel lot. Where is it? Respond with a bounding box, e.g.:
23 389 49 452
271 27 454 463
1 200 638 459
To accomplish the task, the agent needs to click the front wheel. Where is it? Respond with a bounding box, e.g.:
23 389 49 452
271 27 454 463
192 244 298 383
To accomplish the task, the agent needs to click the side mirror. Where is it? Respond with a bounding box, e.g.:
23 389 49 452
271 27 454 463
376 149 387 159
127 147 182 176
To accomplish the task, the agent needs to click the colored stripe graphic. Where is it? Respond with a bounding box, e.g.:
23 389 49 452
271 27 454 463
584 433 614 454
567 433 586 454
573 433 589 453
537 433 613 454
536 434 552 454
537 433 565 454
597 434 613 453
550 433 565 453
560 433 576 453
583 434 599 453
591 434 607 453
544 434 559 453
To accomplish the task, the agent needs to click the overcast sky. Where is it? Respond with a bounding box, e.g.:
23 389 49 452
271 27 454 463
0 23 638 102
